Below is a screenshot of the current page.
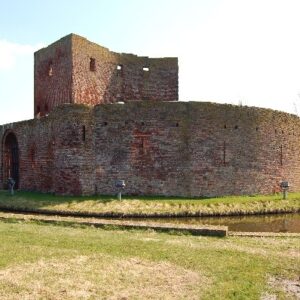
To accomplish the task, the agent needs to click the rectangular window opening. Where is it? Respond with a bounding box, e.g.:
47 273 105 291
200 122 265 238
90 58 96 71
223 141 226 165
48 61 53 77
82 125 86 141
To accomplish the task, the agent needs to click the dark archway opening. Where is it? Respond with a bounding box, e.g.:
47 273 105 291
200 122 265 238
3 132 19 189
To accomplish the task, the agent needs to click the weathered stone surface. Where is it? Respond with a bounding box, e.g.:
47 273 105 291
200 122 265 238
1 101 300 197
1 34 300 197
34 34 178 117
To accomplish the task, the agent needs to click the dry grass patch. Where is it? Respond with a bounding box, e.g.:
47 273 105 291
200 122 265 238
0 254 207 300
164 236 300 260
262 276 300 299
0 219 298 299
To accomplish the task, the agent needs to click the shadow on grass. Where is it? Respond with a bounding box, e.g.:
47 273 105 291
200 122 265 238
0 190 233 214
0 190 299 218
0 190 209 206
0 190 116 207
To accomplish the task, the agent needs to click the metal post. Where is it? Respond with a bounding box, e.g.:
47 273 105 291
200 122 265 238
283 188 287 200
115 180 125 200
7 178 15 196
280 181 289 200
10 186 14 196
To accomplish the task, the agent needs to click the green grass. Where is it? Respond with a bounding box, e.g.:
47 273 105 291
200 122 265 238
0 219 298 299
0 190 299 217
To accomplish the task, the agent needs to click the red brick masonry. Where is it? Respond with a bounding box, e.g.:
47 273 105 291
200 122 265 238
1 35 299 196
1 101 300 196
34 34 178 117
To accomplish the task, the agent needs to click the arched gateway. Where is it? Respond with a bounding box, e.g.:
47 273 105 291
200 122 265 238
2 131 19 189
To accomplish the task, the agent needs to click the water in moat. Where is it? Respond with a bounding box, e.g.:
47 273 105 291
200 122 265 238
132 213 300 233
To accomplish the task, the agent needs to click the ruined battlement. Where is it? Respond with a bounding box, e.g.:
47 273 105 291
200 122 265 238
34 34 178 117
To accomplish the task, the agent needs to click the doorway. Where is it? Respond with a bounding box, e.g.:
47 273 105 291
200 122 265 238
2 131 19 189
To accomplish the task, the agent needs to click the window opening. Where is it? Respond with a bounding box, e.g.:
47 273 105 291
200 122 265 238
82 125 86 141
90 58 96 71
223 141 226 165
48 61 53 76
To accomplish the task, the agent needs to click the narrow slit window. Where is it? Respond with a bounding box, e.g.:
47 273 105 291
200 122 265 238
90 58 96 71
143 66 150 72
280 145 283 166
82 125 86 141
48 62 53 76
223 141 226 165
30 148 35 163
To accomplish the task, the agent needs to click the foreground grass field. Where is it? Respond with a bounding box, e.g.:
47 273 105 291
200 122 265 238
0 190 299 217
0 219 298 299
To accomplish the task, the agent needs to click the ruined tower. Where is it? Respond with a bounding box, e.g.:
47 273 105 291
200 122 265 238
34 34 178 117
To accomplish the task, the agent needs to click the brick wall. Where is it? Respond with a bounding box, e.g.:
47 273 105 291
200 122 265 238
72 35 178 105
34 34 178 118
1 102 300 197
0 105 94 195
34 37 73 117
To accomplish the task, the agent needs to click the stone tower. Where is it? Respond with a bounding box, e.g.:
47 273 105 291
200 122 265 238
34 34 178 117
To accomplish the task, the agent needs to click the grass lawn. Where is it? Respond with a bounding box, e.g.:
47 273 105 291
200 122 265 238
0 190 299 217
0 219 298 299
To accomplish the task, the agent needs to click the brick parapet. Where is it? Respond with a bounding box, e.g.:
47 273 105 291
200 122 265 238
2 101 300 197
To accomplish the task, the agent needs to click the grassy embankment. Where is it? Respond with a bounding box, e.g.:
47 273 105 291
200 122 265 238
0 219 298 299
0 190 299 217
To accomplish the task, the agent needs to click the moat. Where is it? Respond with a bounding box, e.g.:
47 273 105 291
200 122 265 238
132 213 300 233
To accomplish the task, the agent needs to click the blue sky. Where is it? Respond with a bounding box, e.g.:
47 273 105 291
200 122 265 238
1 0 300 124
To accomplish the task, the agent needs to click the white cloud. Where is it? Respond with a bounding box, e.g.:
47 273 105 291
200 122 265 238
0 40 43 70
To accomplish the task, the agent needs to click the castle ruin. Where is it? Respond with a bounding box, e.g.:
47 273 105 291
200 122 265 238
1 34 299 196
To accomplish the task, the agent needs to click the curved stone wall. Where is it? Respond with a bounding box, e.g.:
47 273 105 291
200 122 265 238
92 101 300 196
1 101 300 196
